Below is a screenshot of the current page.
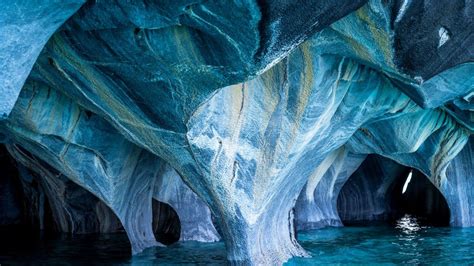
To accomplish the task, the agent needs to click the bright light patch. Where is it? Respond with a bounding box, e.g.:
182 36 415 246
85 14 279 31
438 27 450 48
402 170 413 194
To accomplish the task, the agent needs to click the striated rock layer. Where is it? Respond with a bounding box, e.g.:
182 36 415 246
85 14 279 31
0 0 84 117
154 164 220 243
0 0 472 264
336 155 451 226
443 137 474 226
295 152 366 230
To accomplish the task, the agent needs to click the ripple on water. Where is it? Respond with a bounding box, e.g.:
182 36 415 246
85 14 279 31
1 217 473 265
288 216 474 265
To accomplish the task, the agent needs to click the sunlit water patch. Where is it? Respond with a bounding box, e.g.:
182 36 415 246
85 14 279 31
1 216 473 265
288 215 474 265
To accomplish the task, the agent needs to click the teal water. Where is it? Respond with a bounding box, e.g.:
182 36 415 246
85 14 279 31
1 216 473 265
288 215 474 265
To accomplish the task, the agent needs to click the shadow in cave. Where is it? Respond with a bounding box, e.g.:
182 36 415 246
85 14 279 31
0 144 33 230
0 143 182 263
390 168 450 226
152 200 181 245
337 155 450 227
0 144 132 263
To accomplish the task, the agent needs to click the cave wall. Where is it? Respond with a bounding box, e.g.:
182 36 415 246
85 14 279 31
0 145 24 226
10 149 124 234
2 80 164 254
337 155 407 224
443 137 474 226
295 151 366 229
0 80 220 253
2 142 209 243
0 0 472 264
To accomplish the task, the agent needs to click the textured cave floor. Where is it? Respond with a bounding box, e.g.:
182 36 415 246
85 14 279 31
1 219 474 265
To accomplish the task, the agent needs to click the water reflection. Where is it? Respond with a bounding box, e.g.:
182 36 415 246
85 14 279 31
2 221 474 264
395 214 427 233
394 214 429 263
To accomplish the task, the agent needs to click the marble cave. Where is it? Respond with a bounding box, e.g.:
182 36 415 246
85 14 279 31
0 0 473 264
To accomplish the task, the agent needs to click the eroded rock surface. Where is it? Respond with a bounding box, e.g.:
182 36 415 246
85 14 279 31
0 0 472 264
2 82 162 253
443 137 474 226
0 0 84 118
295 152 366 230
154 164 220 242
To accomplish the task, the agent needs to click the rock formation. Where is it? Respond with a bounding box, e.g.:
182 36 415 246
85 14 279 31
0 0 84 117
154 164 220 242
8 146 123 233
443 137 474 226
0 0 472 264
295 152 366 230
336 155 409 224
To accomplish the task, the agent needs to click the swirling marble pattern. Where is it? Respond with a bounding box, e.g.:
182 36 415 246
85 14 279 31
0 1 472 264
443 137 474 226
0 0 84 117
295 151 366 230
154 164 220 242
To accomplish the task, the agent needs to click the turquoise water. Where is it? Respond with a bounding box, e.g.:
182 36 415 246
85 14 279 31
1 216 473 265
288 215 474 265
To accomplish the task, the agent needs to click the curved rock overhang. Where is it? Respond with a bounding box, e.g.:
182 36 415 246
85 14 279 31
0 0 85 118
0 0 472 265
0 142 193 247
336 155 451 226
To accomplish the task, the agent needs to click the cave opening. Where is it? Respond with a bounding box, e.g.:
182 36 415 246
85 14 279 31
0 144 126 235
389 167 450 227
337 155 450 227
0 143 183 253
0 144 55 257
152 200 181 245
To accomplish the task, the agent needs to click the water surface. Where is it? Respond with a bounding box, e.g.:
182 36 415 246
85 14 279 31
1 216 473 265
288 215 474 265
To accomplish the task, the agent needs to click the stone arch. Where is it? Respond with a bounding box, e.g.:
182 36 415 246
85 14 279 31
152 200 181 245
337 155 451 226
0 142 131 236
153 164 220 243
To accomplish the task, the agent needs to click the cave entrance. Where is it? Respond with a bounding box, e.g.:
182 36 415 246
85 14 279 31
152 200 181 245
336 155 450 227
390 168 450 226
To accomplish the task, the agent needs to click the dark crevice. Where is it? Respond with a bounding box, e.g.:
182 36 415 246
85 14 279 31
389 169 450 226
0 145 27 228
152 200 181 245
1 144 124 234
337 155 450 227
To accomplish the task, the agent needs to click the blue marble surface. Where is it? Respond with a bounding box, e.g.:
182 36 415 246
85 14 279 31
0 0 84 118
0 0 472 264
